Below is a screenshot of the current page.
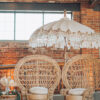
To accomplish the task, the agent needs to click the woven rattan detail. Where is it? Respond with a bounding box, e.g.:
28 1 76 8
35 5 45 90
95 59 100 90
62 54 98 100
14 55 61 99
62 54 96 89
0 95 16 100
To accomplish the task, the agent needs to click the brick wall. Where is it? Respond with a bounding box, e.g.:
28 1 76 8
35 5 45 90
0 1 100 93
0 41 81 93
73 0 100 89
73 1 100 33
0 41 32 65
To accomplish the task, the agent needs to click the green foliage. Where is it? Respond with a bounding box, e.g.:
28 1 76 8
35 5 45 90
0 89 21 100
7 90 18 95
0 88 2 96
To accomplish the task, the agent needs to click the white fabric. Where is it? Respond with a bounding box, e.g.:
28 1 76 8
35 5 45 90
0 77 9 86
69 88 86 96
29 17 100 49
29 87 48 95
2 92 6 95
43 18 94 33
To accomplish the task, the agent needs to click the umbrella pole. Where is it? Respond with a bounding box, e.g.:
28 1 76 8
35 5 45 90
64 47 67 65
64 36 68 65
64 9 67 18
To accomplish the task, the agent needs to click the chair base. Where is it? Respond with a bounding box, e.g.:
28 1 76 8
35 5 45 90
0 95 17 100
66 95 82 100
27 94 48 100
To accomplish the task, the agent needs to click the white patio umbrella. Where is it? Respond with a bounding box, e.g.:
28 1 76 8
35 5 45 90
29 12 100 49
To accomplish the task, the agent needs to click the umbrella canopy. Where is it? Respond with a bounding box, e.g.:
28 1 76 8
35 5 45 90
29 16 100 49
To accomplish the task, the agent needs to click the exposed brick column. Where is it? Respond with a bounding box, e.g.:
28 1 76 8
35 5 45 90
73 1 100 33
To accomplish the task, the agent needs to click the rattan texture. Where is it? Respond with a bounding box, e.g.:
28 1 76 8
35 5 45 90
14 55 61 100
62 54 97 100
95 59 100 89
0 95 16 100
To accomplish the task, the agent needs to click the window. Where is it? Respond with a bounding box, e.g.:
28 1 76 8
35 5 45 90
44 13 71 24
0 13 14 40
0 11 72 40
16 13 42 40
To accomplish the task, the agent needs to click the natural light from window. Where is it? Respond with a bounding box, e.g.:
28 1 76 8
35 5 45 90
0 13 14 40
16 13 42 40
0 12 72 40
44 13 71 24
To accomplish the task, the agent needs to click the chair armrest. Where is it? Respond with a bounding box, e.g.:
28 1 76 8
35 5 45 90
48 88 55 100
83 90 89 97
60 89 69 96
83 88 94 100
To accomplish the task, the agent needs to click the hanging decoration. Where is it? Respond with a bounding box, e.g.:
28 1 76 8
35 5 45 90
29 11 100 49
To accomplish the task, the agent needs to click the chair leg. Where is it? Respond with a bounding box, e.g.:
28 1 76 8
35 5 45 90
50 97 53 100
89 96 94 100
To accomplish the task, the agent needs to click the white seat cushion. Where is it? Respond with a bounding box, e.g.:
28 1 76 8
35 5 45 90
69 88 86 96
29 87 48 95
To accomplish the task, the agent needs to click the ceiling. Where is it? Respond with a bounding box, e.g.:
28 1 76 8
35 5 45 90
0 0 99 6
0 0 86 3
0 0 99 10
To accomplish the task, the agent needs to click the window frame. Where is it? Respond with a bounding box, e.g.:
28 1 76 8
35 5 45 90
0 11 72 41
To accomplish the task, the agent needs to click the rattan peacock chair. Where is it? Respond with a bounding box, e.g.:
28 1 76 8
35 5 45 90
61 54 97 100
14 55 61 100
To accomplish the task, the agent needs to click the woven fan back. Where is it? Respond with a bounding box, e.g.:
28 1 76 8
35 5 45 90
62 55 96 89
14 55 61 94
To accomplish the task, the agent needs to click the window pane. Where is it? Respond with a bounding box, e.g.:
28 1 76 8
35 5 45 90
0 13 14 40
44 13 71 24
16 13 42 40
